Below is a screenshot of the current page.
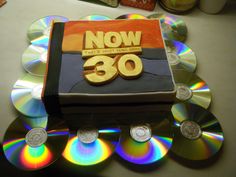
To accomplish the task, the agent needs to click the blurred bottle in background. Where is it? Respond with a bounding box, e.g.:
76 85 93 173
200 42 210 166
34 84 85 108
159 0 198 13
199 0 227 14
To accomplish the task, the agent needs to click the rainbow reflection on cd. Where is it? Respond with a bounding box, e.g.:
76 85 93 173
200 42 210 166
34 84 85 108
116 14 146 19
116 135 172 165
148 14 187 42
81 15 111 20
116 117 173 165
166 40 197 72
3 116 69 170
27 15 69 48
171 103 224 160
63 136 112 166
173 70 212 109
63 128 120 166
11 74 47 117
3 139 53 170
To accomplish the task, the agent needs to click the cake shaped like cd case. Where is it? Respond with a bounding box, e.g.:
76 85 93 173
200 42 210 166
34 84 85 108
42 19 176 115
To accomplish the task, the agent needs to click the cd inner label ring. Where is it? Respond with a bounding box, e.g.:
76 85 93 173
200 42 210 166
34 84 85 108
167 52 181 65
180 120 202 140
77 128 98 144
176 84 192 101
130 124 152 143
25 128 48 147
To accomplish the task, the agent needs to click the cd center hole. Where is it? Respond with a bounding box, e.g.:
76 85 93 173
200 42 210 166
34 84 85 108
25 128 48 147
77 128 98 144
176 85 192 101
180 121 202 140
136 129 145 137
168 52 180 65
130 125 152 143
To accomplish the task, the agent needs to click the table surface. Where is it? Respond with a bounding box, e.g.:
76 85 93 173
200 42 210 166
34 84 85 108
0 0 236 177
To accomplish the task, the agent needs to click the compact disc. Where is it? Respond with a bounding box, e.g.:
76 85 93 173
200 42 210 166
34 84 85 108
22 44 48 76
173 70 212 109
116 114 173 165
80 15 112 20
11 74 47 117
3 116 69 170
27 15 69 47
166 40 197 72
116 14 146 19
63 125 120 166
148 14 187 42
171 103 224 161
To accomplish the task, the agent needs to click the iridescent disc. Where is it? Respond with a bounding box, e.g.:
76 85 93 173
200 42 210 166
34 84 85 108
11 74 47 117
27 15 69 47
116 14 146 19
166 40 197 72
172 70 212 109
116 114 173 165
63 125 120 166
3 116 69 170
148 13 187 42
22 45 48 76
171 103 224 161
80 15 112 20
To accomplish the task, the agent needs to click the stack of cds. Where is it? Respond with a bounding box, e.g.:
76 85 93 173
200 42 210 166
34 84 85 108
3 14 224 171
4 15 70 171
148 13 224 162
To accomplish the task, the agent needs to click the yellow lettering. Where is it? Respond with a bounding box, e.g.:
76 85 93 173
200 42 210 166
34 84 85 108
85 31 104 49
120 31 142 47
104 32 122 48
84 31 142 50
82 47 142 58
117 54 143 79
82 31 144 85
83 56 118 85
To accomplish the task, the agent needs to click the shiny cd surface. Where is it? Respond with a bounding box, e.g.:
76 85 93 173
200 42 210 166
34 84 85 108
116 14 146 19
11 74 47 117
148 13 187 42
171 103 224 160
22 45 48 76
116 114 173 165
173 70 212 109
166 40 197 72
80 15 112 20
27 15 69 47
63 125 120 166
3 116 69 170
